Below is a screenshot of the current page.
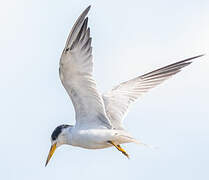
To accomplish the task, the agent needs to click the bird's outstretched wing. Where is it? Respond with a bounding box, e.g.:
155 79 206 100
102 55 204 129
59 6 112 129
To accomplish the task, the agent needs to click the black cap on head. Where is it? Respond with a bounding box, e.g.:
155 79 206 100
51 124 70 141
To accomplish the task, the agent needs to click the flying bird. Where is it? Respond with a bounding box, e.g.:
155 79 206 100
45 5 204 166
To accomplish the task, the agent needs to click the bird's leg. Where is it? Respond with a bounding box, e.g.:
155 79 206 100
117 144 130 159
107 141 130 159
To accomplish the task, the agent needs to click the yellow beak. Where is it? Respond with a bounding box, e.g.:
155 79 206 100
45 143 57 167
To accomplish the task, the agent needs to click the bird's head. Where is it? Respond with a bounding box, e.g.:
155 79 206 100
45 124 72 166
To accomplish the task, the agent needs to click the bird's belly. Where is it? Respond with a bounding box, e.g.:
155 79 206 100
76 142 112 149
71 129 116 149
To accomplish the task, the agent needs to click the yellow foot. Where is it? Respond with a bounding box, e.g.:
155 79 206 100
107 141 130 159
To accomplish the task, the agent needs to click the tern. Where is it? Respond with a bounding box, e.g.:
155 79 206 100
45 5 204 166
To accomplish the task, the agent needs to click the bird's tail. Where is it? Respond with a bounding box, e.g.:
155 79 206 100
133 139 158 150
115 131 158 149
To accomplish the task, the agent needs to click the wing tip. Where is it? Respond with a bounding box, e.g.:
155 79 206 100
187 54 205 62
85 5 91 14
140 54 205 79
80 5 91 19
196 53 205 58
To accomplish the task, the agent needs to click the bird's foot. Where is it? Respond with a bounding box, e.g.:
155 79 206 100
107 141 130 159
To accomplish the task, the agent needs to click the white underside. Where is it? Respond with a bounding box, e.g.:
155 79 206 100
67 128 138 149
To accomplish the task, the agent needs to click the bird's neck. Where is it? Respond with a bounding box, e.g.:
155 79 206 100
64 126 74 145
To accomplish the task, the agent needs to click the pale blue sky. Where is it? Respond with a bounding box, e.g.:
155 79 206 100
0 0 209 180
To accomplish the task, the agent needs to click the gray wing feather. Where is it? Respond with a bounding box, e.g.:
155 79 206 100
64 6 91 51
60 6 112 129
103 55 204 129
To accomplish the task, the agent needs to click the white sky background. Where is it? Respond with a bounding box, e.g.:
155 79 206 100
0 0 209 179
